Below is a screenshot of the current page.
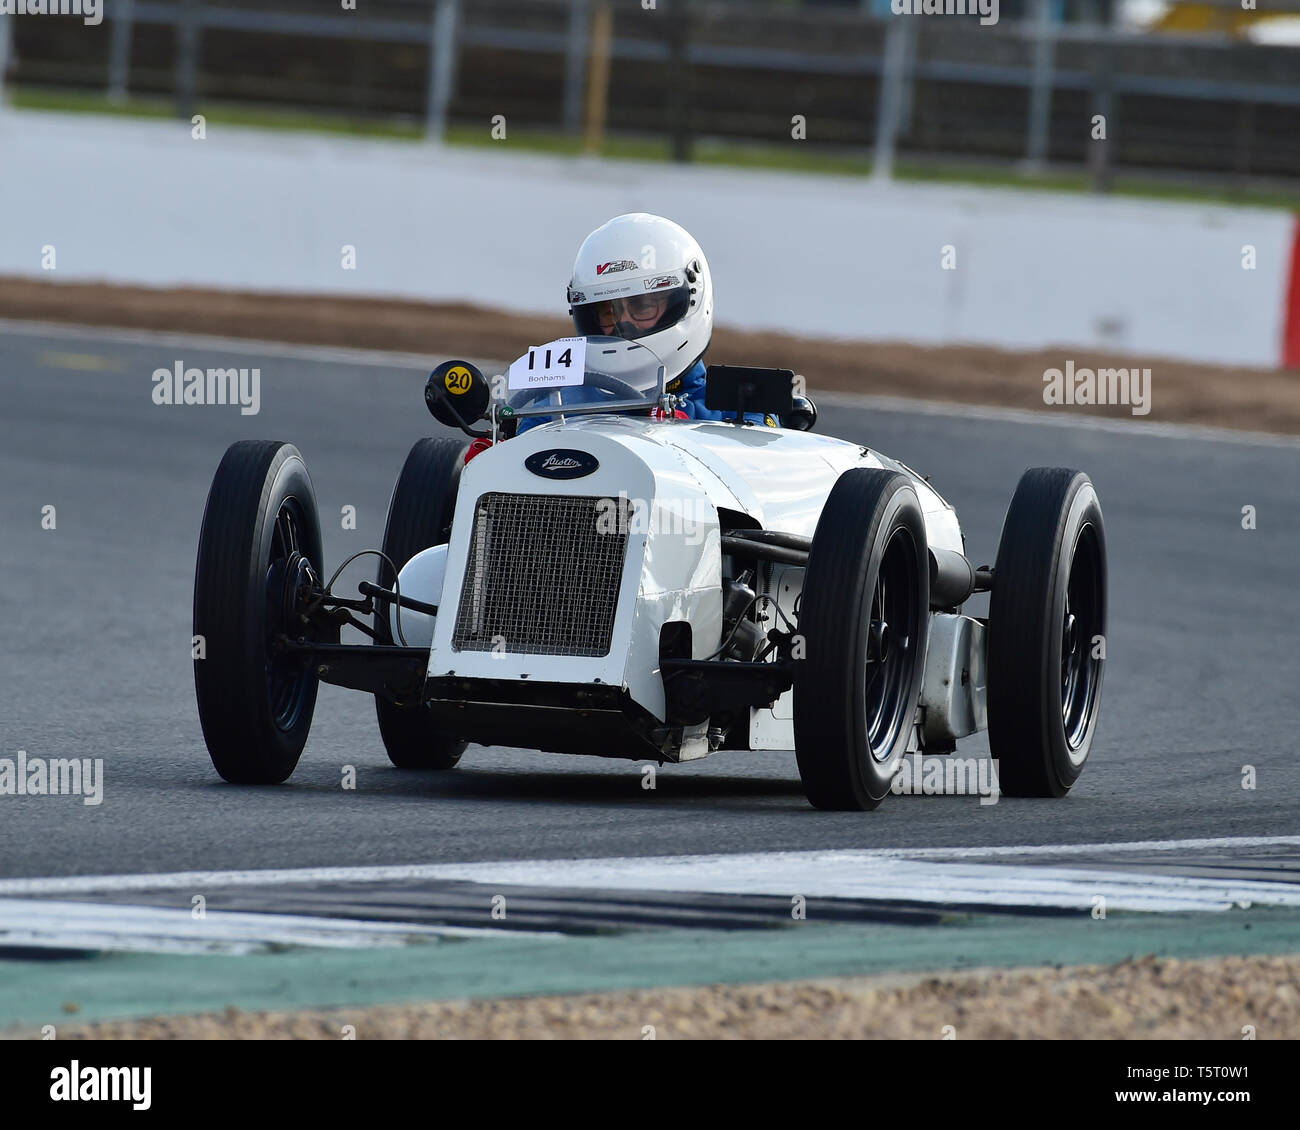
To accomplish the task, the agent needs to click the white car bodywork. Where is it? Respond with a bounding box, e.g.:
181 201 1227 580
397 413 986 761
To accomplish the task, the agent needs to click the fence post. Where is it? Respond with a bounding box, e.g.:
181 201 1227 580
175 0 200 121
584 1 612 155
108 0 136 105
865 0 914 132
0 13 11 110
1087 3 1115 193
1024 0 1056 170
872 16 911 182
426 0 461 143
667 0 693 162
563 0 591 135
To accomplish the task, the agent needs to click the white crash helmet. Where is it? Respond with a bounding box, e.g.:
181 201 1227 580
567 213 713 384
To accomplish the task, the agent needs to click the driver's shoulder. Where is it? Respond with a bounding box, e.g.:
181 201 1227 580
668 358 708 395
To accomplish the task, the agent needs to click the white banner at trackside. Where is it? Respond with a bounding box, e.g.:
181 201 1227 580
0 110 1292 367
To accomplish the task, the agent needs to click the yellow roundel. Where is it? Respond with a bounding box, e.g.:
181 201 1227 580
444 365 474 395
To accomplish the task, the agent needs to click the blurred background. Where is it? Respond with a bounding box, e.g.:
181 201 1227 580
1 1 1297 381
2 0 1299 202
1 4 1299 1041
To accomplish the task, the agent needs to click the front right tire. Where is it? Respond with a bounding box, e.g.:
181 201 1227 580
194 441 323 784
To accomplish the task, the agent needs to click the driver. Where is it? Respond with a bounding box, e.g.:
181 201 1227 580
586 291 676 341
524 213 777 429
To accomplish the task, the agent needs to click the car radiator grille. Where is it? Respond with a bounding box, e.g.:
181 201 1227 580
451 492 630 657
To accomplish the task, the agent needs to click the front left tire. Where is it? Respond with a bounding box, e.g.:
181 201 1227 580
793 469 930 810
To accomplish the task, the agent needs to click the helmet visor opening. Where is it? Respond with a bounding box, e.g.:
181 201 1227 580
573 285 690 342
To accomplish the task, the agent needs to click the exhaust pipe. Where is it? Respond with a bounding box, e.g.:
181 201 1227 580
929 547 976 609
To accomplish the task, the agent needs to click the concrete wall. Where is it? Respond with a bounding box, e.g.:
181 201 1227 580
1 110 1294 367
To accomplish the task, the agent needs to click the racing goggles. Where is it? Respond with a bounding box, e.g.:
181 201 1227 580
572 283 691 342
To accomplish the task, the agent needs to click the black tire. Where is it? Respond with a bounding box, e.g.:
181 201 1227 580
794 469 930 811
194 441 323 784
987 468 1107 798
373 437 469 769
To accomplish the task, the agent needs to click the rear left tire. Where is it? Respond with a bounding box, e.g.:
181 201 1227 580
373 437 469 770
987 468 1107 797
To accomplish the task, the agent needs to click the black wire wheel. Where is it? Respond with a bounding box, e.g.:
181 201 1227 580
194 441 324 784
794 469 930 811
987 468 1107 797
373 437 470 769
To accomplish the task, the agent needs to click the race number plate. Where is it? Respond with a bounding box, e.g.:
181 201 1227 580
443 364 476 396
507 337 587 390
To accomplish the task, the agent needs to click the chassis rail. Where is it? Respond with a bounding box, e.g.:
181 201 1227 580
278 640 428 702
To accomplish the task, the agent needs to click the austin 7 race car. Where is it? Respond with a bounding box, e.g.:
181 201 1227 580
193 335 1106 809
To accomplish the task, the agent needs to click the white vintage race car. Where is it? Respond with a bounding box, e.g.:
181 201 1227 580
194 335 1106 810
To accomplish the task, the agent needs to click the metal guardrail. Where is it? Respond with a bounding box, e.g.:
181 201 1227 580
94 1 1300 104
3 0 1298 185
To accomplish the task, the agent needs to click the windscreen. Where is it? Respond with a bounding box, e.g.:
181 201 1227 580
504 336 666 419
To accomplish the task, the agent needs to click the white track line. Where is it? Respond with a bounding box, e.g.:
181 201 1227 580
406 858 1300 913
0 898 548 956
3 316 1296 448
0 316 440 371
2 836 1297 899
817 391 1300 449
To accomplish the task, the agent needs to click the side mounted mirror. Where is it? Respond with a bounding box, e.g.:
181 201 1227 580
426 360 490 437
785 394 818 432
703 365 795 423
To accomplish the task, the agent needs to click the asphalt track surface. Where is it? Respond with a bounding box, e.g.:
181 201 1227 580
2 322 1297 880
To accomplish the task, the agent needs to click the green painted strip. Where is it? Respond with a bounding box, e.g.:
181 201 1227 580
3 907 1299 1031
